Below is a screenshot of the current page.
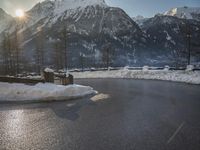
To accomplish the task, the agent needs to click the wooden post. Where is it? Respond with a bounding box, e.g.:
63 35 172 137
69 74 73 84
43 71 54 83
61 74 73 85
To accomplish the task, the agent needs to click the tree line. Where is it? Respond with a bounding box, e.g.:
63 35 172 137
0 27 115 76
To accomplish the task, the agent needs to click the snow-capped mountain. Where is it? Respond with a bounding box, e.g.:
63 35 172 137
25 0 55 25
53 0 107 14
164 7 200 21
26 0 107 23
15 0 146 67
0 1 200 68
141 14 200 66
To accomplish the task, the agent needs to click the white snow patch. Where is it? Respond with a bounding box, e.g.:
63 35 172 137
164 65 170 71
0 82 96 102
164 30 176 45
142 66 149 71
186 65 194 71
164 30 172 40
44 68 54 73
164 7 200 20
72 70 200 84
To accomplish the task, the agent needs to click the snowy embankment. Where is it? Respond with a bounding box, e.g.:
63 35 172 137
0 82 96 102
72 69 200 84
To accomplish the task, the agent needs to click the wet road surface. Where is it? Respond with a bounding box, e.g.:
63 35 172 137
0 79 200 150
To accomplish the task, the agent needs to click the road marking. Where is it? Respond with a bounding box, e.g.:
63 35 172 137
167 122 185 144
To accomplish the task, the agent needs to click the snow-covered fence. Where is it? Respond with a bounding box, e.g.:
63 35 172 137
43 69 54 83
44 68 74 85
54 73 74 85
69 66 200 72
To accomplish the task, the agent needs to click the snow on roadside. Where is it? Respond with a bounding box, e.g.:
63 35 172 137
0 82 96 102
72 70 200 84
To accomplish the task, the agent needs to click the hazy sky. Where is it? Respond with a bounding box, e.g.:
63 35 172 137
0 0 199 17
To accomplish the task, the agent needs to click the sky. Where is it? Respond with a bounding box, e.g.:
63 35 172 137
0 0 199 17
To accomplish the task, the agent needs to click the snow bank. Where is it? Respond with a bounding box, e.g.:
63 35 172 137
0 82 96 102
186 65 194 71
72 70 200 84
44 68 54 73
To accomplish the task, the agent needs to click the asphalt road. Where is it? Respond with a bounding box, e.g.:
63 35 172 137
0 79 200 150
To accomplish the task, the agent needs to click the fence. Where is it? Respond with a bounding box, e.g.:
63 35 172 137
0 76 45 84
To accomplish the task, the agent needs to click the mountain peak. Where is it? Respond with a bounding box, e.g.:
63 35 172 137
53 0 107 11
35 0 108 16
164 7 200 20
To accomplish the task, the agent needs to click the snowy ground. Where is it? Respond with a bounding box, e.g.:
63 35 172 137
72 69 200 84
0 82 96 102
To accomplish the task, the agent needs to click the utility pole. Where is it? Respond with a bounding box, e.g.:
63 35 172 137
106 47 109 70
61 26 68 71
80 53 84 72
187 32 192 65
185 20 192 65
15 19 20 76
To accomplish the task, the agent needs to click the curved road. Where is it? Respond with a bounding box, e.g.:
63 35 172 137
0 79 200 150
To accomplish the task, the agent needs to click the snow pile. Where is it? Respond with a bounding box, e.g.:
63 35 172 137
0 82 96 102
186 65 194 71
163 65 170 71
142 66 149 71
72 70 200 84
44 68 54 73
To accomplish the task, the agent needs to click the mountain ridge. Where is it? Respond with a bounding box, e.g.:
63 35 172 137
0 4 200 68
164 6 200 21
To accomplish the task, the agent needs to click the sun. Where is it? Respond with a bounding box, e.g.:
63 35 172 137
15 9 25 18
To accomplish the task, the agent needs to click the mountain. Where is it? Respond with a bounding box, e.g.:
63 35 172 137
0 8 14 34
164 7 200 21
16 0 146 67
132 15 148 26
141 14 200 66
0 2 200 69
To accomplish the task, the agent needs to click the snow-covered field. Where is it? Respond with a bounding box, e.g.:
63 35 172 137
0 82 96 102
72 69 200 84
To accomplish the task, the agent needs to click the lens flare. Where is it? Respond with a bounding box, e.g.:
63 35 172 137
15 9 24 18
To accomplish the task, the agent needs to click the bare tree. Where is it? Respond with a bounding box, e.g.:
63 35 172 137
35 28 45 74
180 21 192 66
13 27 21 75
60 27 68 70
1 33 9 75
1 32 13 75
79 52 85 71
102 43 115 69
53 39 64 71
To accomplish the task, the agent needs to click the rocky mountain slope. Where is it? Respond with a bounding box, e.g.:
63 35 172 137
141 14 200 66
12 0 147 67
